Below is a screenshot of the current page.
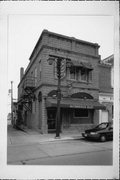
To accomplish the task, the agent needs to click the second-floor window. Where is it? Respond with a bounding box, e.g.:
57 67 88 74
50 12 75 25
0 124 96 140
81 68 87 81
39 61 42 80
34 67 37 86
111 67 114 88
67 66 92 83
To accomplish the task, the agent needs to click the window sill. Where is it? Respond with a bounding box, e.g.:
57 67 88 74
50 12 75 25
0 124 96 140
67 79 92 84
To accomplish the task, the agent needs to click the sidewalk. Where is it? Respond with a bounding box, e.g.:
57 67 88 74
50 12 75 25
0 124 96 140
7 125 82 146
7 125 112 165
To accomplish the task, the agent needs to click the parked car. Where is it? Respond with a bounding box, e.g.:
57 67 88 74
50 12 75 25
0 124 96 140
82 122 113 142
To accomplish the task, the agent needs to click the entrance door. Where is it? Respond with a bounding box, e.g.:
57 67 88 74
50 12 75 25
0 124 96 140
47 109 56 132
101 110 108 123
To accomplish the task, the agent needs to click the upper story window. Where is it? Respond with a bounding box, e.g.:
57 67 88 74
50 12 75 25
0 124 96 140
34 67 37 86
67 66 92 83
81 68 87 81
111 67 114 88
39 61 42 80
70 67 76 80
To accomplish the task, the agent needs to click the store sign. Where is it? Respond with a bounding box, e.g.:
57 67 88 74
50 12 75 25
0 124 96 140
70 104 93 109
70 105 86 108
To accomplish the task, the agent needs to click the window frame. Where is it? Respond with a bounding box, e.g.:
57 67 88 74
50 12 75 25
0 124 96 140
39 60 42 80
67 66 92 83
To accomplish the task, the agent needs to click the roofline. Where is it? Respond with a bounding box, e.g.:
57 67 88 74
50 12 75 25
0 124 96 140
98 63 112 68
102 54 114 61
29 29 100 60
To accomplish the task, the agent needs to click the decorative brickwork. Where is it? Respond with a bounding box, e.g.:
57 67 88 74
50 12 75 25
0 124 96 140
17 30 112 133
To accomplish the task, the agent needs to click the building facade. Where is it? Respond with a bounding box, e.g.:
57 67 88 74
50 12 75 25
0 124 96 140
99 55 113 123
17 30 106 134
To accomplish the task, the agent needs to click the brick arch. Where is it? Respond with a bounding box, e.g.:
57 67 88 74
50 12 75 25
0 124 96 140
48 90 57 97
71 92 93 99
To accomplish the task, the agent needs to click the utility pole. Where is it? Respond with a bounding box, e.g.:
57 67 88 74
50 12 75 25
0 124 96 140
11 81 13 125
47 55 70 138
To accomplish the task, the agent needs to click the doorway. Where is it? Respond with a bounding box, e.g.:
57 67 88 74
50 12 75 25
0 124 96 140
47 108 56 132
101 110 108 123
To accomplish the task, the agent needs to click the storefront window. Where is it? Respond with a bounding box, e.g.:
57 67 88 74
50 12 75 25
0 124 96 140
74 109 88 118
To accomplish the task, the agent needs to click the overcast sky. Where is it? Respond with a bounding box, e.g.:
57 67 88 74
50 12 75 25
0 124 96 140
8 15 114 97
5 2 115 112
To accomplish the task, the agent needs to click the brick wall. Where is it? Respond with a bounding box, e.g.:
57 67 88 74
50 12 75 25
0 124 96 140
99 64 113 93
17 30 102 132
18 30 100 100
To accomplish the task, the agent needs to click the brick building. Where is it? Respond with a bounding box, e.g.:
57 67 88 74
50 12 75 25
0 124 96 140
99 55 113 123
17 30 106 134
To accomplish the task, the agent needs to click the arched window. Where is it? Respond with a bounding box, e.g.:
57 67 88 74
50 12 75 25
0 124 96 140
38 91 42 102
48 90 57 98
71 92 93 99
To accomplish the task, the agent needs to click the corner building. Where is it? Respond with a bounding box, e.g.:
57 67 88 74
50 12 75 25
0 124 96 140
18 30 105 134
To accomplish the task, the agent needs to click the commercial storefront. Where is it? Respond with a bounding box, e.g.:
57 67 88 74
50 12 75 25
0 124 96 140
17 30 110 134
46 93 105 132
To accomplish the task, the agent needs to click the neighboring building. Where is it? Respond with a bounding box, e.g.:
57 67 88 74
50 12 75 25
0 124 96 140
7 113 11 125
17 30 106 134
99 55 114 123
12 102 18 127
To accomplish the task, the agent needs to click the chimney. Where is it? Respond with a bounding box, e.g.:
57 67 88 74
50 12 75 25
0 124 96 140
20 67 24 81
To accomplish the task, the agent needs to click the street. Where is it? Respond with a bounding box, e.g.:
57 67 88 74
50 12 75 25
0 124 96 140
7 125 113 165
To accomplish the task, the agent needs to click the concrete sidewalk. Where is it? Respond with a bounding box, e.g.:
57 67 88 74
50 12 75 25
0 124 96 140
7 125 82 146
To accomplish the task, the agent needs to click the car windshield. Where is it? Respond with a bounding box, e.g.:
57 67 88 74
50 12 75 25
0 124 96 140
95 123 108 130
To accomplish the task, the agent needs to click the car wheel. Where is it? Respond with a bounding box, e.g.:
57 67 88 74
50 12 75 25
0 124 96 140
100 135 106 142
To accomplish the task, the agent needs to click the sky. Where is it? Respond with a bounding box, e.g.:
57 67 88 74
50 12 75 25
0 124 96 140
6 2 115 113
8 15 114 97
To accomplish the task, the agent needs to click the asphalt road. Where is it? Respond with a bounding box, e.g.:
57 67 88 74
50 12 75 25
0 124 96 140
22 149 112 165
8 139 113 165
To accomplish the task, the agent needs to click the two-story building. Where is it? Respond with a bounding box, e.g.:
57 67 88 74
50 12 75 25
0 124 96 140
99 55 114 123
17 30 105 134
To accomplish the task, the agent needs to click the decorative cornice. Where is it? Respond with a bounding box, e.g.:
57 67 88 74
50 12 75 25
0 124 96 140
42 45 100 59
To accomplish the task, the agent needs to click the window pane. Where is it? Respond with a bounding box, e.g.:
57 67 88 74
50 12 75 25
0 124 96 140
74 109 88 117
89 71 92 82
70 67 76 79
66 67 70 79
76 68 79 81
81 69 87 81
35 68 37 86
39 62 41 80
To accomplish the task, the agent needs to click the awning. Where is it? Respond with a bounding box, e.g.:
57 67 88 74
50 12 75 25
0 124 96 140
71 61 93 70
81 62 93 70
46 98 106 110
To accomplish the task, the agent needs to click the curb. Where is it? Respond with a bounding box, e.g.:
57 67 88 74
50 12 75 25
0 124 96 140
37 136 82 144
